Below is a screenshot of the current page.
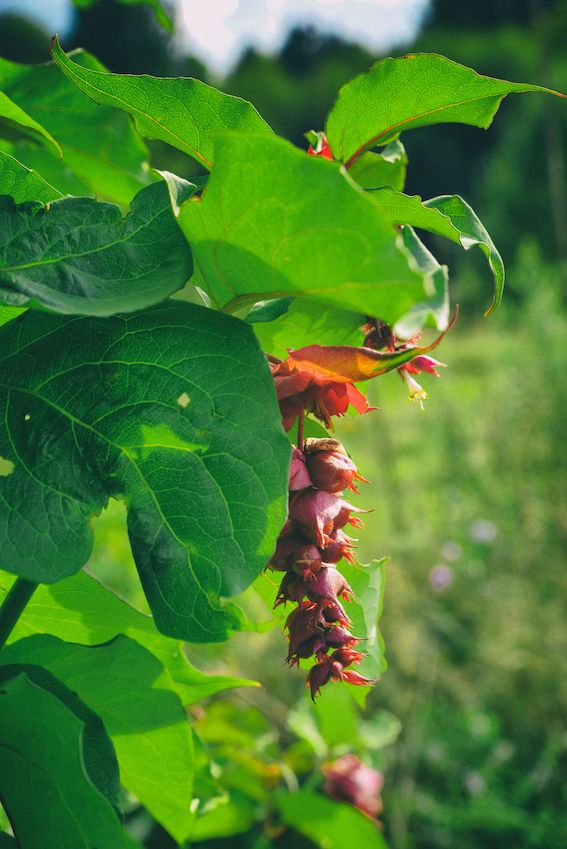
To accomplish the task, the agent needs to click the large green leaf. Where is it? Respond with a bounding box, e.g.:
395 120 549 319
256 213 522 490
341 559 387 685
51 38 272 169
0 91 61 158
0 569 258 703
0 303 289 641
2 634 195 843
326 53 566 165
0 52 151 205
0 177 193 316
178 133 426 324
370 188 504 314
0 150 62 205
276 790 388 849
0 668 125 849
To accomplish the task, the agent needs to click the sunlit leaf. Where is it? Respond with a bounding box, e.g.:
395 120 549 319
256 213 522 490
51 37 272 169
178 132 426 324
326 53 566 165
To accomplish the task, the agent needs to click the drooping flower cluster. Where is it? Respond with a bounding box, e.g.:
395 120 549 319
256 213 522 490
266 322 453 698
268 437 373 700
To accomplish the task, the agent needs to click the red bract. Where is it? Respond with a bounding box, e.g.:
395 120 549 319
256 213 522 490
285 602 327 661
331 647 364 666
321 529 357 564
307 135 333 160
289 489 366 547
307 564 354 605
307 656 343 699
404 355 446 377
304 437 368 493
323 754 384 818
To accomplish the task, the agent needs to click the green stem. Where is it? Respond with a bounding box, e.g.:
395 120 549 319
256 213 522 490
0 578 37 650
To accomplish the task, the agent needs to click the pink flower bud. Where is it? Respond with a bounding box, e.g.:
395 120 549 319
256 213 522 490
321 529 357 564
304 438 369 494
331 647 364 667
285 602 326 662
289 490 366 547
289 447 313 491
306 656 344 700
404 355 446 377
323 754 384 817
307 564 354 605
342 669 374 687
324 625 359 649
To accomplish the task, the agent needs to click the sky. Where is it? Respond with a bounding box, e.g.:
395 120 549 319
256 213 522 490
3 0 430 75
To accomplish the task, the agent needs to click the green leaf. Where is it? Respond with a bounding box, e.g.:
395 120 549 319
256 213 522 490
0 177 193 316
0 835 16 847
2 634 195 843
276 790 388 849
425 194 505 315
0 150 63 204
0 303 289 641
245 297 294 325
326 53 566 165
341 559 387 686
371 189 504 316
178 133 425 325
348 140 408 191
0 568 258 704
0 305 25 329
71 0 173 31
253 298 363 360
50 37 272 169
0 668 125 849
395 226 449 337
0 52 152 205
0 661 121 813
0 91 61 158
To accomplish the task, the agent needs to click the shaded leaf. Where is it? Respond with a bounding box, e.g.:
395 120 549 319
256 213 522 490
0 90 61 157
276 789 388 849
0 668 125 848
0 568 258 704
179 132 426 325
253 299 363 361
0 150 62 204
2 634 195 843
51 37 272 169
0 303 289 641
348 140 407 191
370 188 504 314
0 177 193 316
326 53 566 165
0 51 152 205
395 226 449 337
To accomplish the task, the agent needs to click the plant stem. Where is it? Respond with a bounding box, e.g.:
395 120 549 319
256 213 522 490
0 577 37 650
297 409 305 451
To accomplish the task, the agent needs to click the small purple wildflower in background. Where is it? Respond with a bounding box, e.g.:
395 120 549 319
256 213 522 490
429 563 454 592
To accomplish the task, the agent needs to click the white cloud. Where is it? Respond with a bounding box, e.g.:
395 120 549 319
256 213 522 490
179 0 429 76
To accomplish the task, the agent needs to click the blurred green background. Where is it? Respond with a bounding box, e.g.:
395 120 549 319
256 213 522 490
1 1 566 847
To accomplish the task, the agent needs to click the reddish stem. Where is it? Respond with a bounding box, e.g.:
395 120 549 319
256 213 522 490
297 409 305 452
